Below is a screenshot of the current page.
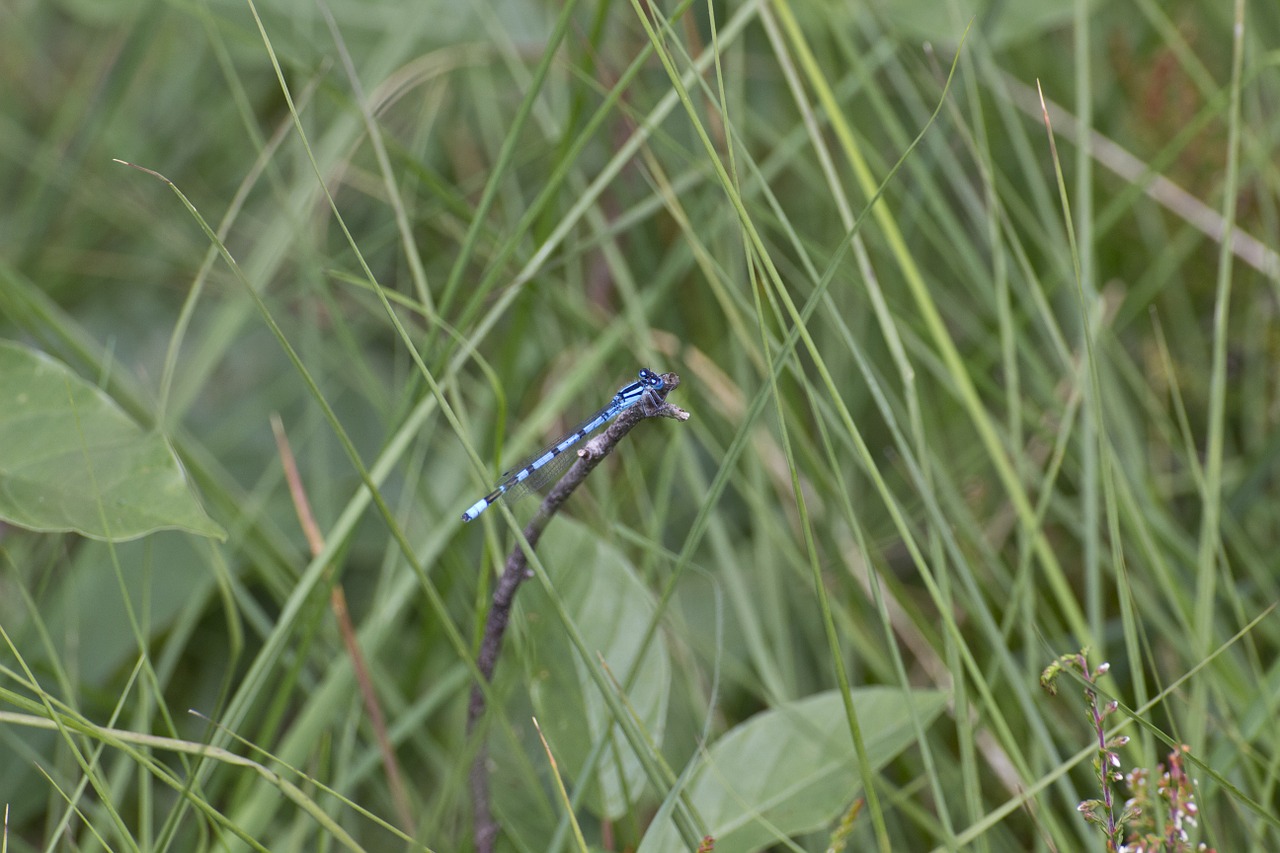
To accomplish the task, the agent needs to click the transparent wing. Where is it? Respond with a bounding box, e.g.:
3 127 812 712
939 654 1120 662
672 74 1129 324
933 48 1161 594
491 446 583 506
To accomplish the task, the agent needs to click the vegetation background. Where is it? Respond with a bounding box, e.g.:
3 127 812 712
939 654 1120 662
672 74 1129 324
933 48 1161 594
1 0 1277 850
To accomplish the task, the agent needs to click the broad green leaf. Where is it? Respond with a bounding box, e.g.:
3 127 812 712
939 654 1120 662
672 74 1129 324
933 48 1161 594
0 340 224 541
639 687 948 853
493 518 671 823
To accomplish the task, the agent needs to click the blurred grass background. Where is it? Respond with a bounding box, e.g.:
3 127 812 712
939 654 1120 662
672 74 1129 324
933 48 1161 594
2 0 1279 850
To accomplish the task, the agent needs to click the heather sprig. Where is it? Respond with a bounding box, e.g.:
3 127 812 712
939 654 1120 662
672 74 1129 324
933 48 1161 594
1042 650 1132 850
1120 746 1214 853
1042 651 1214 852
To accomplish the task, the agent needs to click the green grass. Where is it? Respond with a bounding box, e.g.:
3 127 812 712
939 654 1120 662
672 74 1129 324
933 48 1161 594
2 0 1279 850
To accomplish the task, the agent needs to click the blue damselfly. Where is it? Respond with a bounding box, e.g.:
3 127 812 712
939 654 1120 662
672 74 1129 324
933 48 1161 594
461 369 665 522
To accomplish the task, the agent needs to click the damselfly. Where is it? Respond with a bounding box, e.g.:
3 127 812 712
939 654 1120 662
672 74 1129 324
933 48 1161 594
461 369 666 522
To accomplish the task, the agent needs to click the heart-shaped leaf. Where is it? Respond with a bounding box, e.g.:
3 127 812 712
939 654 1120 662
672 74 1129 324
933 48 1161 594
0 340 224 541
639 686 948 852
491 518 670 825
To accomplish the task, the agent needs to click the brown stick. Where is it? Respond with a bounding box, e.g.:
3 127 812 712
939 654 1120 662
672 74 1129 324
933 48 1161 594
466 373 686 853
